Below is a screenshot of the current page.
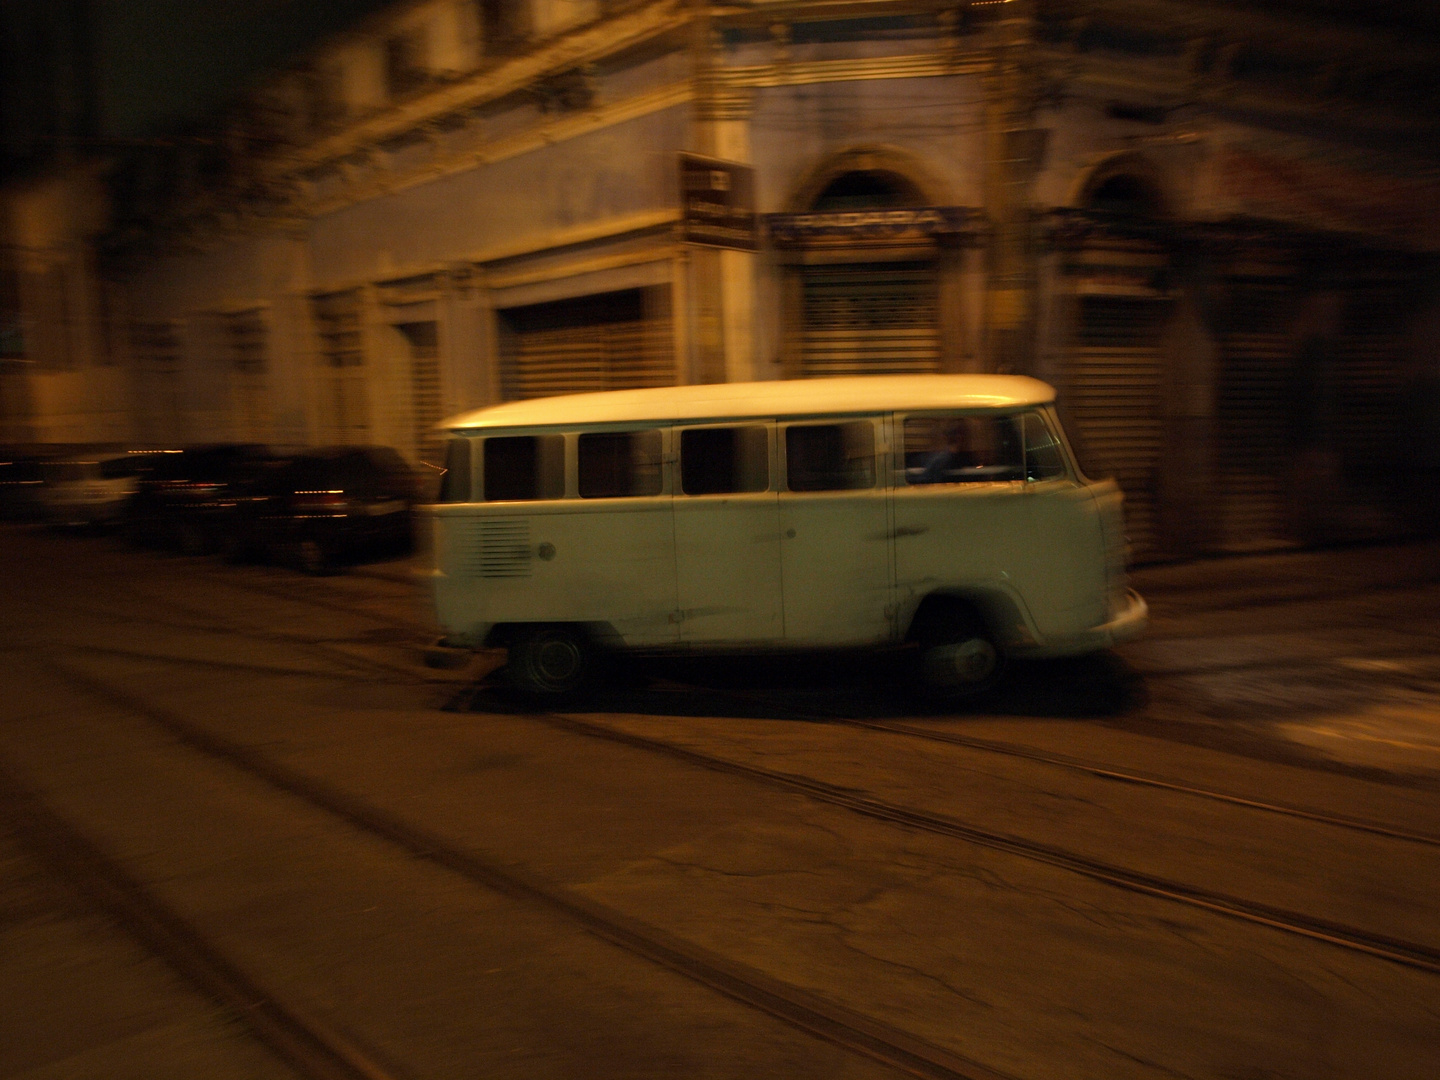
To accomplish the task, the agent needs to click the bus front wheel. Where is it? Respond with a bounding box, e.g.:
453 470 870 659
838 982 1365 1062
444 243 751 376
911 609 1004 703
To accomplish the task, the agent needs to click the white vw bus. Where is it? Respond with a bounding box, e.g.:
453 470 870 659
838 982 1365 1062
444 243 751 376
423 375 1146 698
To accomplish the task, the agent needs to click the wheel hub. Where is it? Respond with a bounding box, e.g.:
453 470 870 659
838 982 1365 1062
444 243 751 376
923 637 998 686
534 638 583 684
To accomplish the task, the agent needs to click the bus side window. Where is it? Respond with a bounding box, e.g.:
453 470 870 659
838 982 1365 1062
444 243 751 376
680 426 769 495
785 422 875 492
904 415 1023 484
578 430 663 498
483 435 564 501
1022 411 1067 481
439 438 473 502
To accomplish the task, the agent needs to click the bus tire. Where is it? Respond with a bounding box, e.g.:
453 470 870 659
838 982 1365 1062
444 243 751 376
506 626 592 699
912 608 1004 702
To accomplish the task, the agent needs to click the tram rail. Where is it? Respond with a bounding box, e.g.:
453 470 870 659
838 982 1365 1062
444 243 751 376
29 543 1440 975
509 704 1440 975
38 656 1011 1080
45 655 1440 981
40 565 1440 851
0 761 403 1080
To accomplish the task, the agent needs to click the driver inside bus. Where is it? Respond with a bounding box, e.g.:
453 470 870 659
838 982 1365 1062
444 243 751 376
916 419 979 483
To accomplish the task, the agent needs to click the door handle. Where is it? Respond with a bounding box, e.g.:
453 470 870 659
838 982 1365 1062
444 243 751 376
893 525 929 538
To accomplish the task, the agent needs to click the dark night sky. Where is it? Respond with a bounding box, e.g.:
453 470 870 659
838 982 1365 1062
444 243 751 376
4 0 1438 170
83 1 1440 138
96 0 395 137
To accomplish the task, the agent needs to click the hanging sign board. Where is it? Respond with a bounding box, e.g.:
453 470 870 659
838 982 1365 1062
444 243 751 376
679 153 758 251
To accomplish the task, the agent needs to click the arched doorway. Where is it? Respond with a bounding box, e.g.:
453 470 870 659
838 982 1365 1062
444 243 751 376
776 152 959 379
1061 166 1173 559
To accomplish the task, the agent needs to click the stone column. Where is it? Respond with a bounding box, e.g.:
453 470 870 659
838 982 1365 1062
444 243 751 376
983 0 1042 373
1158 266 1220 557
691 11 758 383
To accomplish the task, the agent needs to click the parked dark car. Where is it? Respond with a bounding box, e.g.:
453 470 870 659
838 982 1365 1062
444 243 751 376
0 451 51 521
222 445 417 573
124 444 276 553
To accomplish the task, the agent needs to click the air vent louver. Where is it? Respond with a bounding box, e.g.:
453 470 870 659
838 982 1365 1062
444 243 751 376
464 519 531 578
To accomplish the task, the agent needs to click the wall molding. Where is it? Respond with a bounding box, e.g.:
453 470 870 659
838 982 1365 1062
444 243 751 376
300 81 693 218
484 245 678 291
277 0 691 178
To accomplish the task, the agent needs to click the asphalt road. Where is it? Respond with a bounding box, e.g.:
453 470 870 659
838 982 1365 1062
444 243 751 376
1 525 1438 1080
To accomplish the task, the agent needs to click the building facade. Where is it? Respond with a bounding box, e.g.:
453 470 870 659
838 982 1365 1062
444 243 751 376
5 0 1439 559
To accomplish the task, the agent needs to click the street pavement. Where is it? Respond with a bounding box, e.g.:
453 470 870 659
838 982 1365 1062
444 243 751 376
1 526 1437 1080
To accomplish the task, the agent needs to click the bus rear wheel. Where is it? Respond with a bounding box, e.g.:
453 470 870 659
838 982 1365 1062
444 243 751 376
506 626 592 699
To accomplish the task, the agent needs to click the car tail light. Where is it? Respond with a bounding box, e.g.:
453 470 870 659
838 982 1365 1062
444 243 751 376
172 480 221 498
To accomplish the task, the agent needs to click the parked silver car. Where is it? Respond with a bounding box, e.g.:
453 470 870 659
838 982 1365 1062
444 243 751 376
38 452 143 528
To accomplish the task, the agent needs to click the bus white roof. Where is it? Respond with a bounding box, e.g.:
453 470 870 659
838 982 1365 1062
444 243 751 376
445 374 1055 432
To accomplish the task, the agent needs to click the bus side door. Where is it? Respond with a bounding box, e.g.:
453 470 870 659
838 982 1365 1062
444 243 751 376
777 418 893 647
672 424 783 644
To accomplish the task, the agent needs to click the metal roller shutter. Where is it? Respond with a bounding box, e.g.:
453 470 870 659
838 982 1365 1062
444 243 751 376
1067 293 1168 560
605 317 675 390
1329 282 1408 537
1215 273 1297 551
800 261 939 377
394 321 442 466
502 288 674 400
1333 284 1405 472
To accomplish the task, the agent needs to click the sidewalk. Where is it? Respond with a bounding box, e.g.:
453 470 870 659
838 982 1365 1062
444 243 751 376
1124 539 1440 777
1131 538 1440 611
348 558 424 586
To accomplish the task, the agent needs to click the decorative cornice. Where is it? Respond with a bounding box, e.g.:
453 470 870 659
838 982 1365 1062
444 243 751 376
295 52 994 220
694 84 756 121
298 81 693 218
1037 47 1440 140
729 50 989 89
767 206 984 246
270 0 691 180
475 209 681 267
120 0 1440 257
485 245 678 291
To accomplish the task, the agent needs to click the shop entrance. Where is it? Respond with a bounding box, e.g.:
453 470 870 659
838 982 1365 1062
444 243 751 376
1067 289 1169 558
394 320 442 468
800 261 939 377
788 168 941 378
1061 172 1172 560
1215 260 1298 551
497 287 674 401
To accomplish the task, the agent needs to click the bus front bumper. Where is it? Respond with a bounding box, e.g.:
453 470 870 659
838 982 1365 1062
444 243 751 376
1012 589 1148 658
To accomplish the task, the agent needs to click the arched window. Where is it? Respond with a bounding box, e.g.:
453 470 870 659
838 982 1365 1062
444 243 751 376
811 170 923 212
1085 174 1163 218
